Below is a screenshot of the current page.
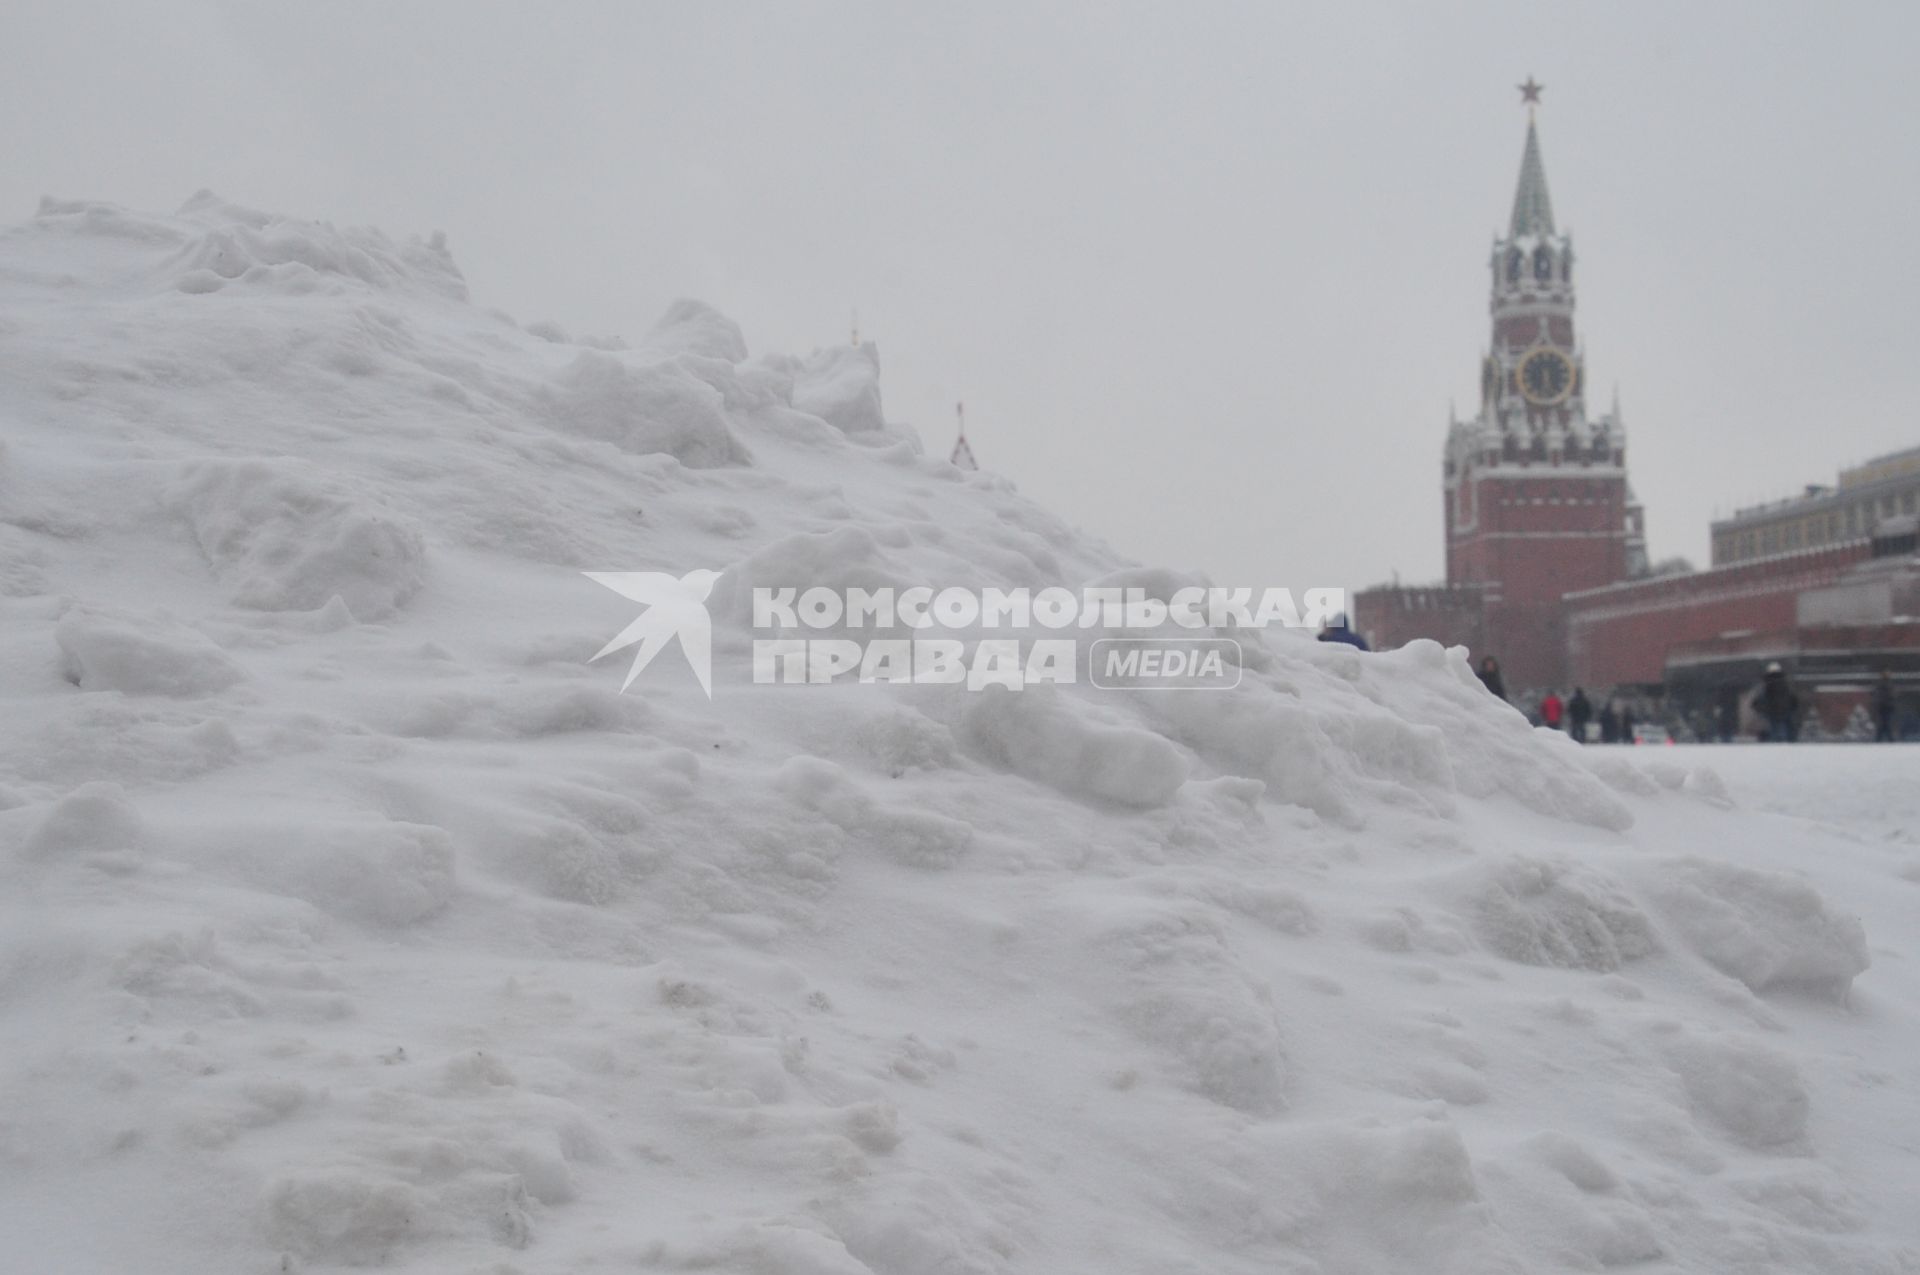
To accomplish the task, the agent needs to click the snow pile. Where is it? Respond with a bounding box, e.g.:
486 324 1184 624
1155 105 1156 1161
541 348 753 468
1452 853 1661 972
964 686 1191 808
173 458 428 619
20 780 146 862
56 605 246 696
1641 857 1871 1000
0 194 1914 1275
162 190 467 300
643 297 750 363
787 341 888 434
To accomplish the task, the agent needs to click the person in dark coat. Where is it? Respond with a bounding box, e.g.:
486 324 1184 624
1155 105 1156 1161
1476 656 1506 702
1567 688 1593 743
1873 671 1897 743
1317 613 1370 651
1599 699 1620 743
1752 662 1799 743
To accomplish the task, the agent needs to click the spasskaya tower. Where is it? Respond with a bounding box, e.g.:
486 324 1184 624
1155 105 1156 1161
1438 79 1646 690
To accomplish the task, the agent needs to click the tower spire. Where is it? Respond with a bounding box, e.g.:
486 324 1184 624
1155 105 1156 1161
1509 80 1555 238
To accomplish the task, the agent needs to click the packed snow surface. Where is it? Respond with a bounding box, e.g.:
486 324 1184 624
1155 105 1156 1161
1 195 1917 1274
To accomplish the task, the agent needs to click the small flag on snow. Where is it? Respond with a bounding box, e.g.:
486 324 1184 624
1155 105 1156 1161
950 401 977 472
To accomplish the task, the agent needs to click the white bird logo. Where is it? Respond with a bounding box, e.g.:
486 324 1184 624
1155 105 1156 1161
584 569 721 698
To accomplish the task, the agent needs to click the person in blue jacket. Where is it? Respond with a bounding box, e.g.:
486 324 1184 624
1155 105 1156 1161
1318 613 1371 651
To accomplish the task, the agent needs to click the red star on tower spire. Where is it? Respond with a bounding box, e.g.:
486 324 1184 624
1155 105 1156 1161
1518 77 1544 107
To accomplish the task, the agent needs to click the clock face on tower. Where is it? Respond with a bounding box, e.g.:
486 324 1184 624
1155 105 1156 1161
1518 348 1574 405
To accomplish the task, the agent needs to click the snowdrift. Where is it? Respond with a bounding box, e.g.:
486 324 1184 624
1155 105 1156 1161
0 194 1914 1275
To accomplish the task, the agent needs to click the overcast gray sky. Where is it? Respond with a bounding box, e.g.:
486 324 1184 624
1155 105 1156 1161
6 1 1918 592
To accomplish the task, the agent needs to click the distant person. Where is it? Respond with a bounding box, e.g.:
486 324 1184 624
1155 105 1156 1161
1476 656 1506 702
1599 699 1620 744
1567 688 1593 743
1317 613 1370 651
1717 690 1739 744
1873 670 1897 743
1541 689 1565 731
1620 704 1635 742
1752 662 1799 743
